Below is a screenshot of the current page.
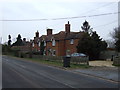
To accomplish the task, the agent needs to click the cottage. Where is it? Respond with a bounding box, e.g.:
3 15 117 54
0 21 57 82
33 21 84 56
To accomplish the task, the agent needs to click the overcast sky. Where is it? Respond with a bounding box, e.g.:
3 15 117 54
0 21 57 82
0 0 119 44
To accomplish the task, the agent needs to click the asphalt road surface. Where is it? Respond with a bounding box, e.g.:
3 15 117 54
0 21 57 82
2 56 119 88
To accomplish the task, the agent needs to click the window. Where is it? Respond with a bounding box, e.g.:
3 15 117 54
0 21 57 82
44 41 46 46
52 39 55 46
32 42 34 47
38 42 41 47
70 39 74 44
43 50 46 55
66 50 70 56
52 50 56 56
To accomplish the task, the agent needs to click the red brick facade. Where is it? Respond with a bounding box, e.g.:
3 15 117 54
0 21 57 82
33 21 84 56
65 39 79 55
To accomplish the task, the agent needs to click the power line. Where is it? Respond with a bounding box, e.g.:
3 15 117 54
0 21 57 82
93 20 118 28
0 12 119 21
80 2 114 15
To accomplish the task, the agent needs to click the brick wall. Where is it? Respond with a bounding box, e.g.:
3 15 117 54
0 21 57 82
32 44 40 52
51 41 59 56
46 41 59 56
65 39 79 55
46 42 52 55
45 39 79 56
11 46 30 52
58 40 66 56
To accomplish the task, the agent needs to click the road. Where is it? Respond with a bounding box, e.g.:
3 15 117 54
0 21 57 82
2 55 119 88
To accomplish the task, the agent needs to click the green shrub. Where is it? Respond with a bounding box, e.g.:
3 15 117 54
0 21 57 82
14 50 20 57
20 52 26 58
32 51 40 55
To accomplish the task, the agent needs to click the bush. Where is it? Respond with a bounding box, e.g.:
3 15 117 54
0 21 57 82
2 44 11 54
20 52 26 58
13 50 20 57
32 51 40 55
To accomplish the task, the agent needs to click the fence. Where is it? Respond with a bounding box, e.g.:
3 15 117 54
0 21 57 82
29 55 89 65
113 56 120 65
32 55 63 62
71 56 89 65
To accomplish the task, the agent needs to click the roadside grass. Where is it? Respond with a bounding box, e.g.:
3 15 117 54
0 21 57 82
3 54 90 69
2 52 14 56
24 57 90 69
112 64 120 67
25 58 63 67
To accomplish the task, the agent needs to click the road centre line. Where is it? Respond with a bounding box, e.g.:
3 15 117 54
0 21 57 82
3 58 75 88
3 58 26 69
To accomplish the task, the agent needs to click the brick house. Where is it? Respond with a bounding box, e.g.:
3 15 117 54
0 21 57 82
11 38 31 53
32 31 40 52
33 21 84 56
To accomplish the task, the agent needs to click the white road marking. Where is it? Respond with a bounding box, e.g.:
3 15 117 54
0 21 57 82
19 65 26 68
13 62 26 68
3 58 26 69
2 58 8 61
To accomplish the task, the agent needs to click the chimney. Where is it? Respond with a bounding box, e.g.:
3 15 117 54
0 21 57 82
47 29 52 36
65 21 70 34
36 30 39 37
23 38 26 42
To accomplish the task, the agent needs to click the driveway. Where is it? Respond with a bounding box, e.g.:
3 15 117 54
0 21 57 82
89 60 115 67
72 60 119 82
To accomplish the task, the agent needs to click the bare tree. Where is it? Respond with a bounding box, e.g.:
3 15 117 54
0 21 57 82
110 26 120 52
110 26 120 41
106 39 115 48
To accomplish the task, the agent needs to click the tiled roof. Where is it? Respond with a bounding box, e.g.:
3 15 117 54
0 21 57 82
53 31 66 40
39 31 84 42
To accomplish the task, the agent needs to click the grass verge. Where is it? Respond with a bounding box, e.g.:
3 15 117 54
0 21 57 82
26 58 91 69
112 64 120 67
3 54 90 69
24 57 90 69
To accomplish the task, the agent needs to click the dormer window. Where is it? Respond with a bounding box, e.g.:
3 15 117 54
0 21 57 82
70 39 74 44
52 39 55 46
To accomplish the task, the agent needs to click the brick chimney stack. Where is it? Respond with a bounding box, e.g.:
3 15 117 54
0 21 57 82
65 21 70 34
47 29 52 36
36 30 39 37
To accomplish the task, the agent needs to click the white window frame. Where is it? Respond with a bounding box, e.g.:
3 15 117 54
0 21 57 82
66 50 70 57
38 42 41 47
70 39 74 44
52 50 56 56
52 39 55 46
43 50 46 55
44 41 46 46
32 42 34 47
